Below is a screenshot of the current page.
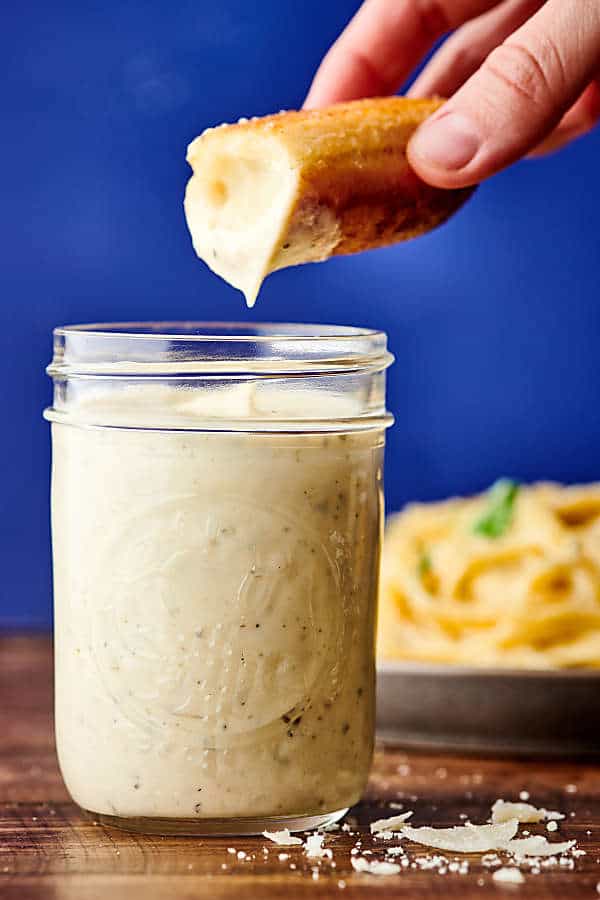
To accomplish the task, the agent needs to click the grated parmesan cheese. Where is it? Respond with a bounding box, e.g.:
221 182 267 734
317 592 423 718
304 833 332 860
351 857 401 876
492 867 525 885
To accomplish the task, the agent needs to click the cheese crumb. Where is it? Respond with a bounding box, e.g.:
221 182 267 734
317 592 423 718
351 857 401 876
519 791 530 801
304 833 332 860
546 821 558 833
262 829 303 846
370 811 413 834
492 867 525 885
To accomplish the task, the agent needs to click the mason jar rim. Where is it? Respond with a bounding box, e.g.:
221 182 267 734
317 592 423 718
47 321 394 378
54 321 383 341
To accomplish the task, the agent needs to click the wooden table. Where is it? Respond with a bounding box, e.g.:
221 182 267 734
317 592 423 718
2 634 600 899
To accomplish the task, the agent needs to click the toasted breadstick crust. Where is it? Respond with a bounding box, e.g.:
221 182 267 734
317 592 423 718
189 97 474 260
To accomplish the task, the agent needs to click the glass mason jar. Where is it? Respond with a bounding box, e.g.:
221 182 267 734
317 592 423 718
45 322 394 835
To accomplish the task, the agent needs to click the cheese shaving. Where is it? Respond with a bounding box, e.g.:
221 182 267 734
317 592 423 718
370 811 413 834
491 799 564 824
262 829 303 846
401 819 519 853
505 836 576 858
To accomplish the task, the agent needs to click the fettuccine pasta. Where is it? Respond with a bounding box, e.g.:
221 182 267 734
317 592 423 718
378 481 600 669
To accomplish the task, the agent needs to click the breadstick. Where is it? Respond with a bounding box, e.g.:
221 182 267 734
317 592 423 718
184 97 474 306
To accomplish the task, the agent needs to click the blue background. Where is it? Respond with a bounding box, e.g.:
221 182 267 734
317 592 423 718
2 1 600 627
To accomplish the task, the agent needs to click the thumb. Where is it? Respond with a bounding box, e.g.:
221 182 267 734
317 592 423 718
407 0 600 188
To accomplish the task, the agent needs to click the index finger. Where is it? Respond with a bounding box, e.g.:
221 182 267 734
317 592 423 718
304 0 501 108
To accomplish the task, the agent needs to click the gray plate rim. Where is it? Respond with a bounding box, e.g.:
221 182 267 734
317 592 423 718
377 660 600 680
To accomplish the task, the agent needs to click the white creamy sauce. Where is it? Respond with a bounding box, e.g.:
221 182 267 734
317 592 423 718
51 385 383 820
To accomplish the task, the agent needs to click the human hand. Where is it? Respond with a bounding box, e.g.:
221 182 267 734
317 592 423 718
305 0 600 188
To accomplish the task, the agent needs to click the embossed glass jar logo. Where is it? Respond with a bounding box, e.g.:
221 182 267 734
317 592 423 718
89 494 346 745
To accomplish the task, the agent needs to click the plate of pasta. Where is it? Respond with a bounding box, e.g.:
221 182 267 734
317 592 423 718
376 480 600 755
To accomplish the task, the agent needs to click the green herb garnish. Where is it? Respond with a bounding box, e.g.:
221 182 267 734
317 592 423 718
472 478 520 538
418 552 432 577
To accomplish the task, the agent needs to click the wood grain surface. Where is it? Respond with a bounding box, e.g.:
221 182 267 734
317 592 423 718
2 633 600 899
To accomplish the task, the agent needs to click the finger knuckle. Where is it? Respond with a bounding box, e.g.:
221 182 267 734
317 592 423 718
346 45 394 94
484 39 564 108
413 0 451 41
448 40 486 79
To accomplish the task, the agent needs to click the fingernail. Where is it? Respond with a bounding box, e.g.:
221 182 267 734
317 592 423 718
410 112 481 171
